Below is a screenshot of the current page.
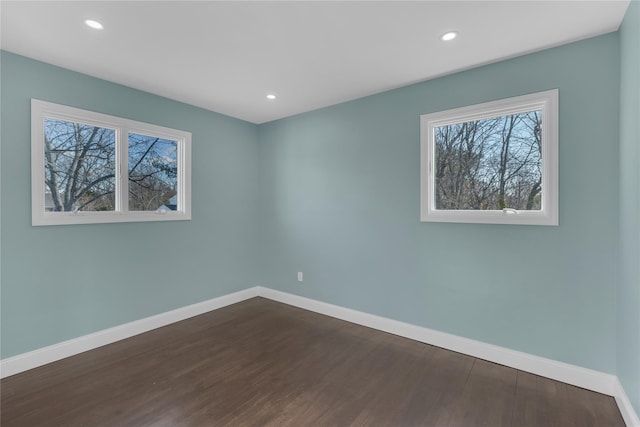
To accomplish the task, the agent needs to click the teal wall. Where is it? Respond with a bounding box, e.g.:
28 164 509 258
0 52 260 358
258 34 620 374
0 18 635 403
618 0 640 415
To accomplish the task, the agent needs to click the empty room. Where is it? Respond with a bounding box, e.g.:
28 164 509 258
1 1 639 426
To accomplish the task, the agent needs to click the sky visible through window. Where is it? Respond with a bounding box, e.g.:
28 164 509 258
434 110 542 211
43 118 178 212
44 118 116 212
128 133 178 211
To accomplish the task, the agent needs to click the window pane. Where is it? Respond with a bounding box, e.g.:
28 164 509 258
44 118 116 212
434 110 542 210
128 133 178 211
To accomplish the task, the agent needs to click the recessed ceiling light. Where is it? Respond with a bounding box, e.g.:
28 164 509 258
84 19 104 30
266 94 276 100
441 31 458 41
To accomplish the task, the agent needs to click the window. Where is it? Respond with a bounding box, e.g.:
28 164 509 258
32 99 191 225
420 89 558 226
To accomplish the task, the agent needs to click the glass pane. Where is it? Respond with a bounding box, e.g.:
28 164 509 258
44 118 116 212
434 110 542 210
128 133 178 211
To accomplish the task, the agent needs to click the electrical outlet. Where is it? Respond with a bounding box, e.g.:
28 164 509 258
297 272 303 282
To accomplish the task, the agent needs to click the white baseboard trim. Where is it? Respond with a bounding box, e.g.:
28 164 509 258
258 287 617 393
259 287 640 425
0 287 259 378
2 285 638 426
615 378 640 427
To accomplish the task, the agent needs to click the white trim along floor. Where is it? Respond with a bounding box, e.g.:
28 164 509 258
1 286 638 426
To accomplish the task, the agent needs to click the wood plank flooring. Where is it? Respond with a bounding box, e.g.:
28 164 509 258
1 297 625 426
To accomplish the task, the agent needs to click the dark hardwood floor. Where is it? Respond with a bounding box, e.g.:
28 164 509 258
1 297 625 426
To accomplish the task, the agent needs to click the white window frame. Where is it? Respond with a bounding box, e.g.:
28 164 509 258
31 99 192 226
420 89 558 226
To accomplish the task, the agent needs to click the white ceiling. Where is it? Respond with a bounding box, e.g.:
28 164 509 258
1 1 630 124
